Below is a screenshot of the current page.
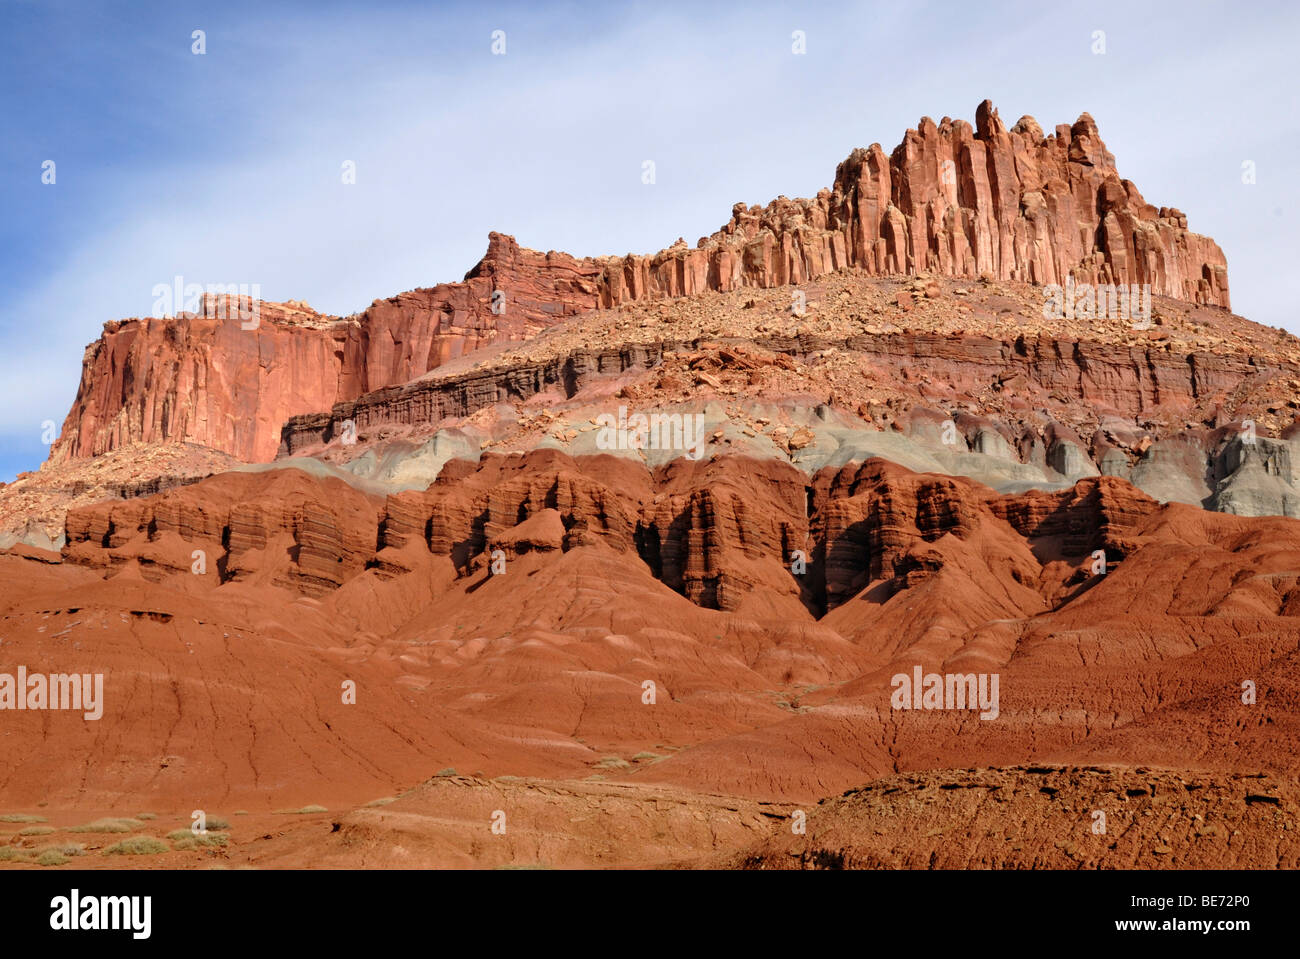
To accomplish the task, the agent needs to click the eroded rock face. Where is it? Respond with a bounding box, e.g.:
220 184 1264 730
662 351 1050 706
278 328 1281 458
48 101 1229 467
63 467 383 595
50 302 348 464
596 101 1229 310
18 447 1300 829
0 443 239 550
62 451 1156 614
341 232 605 395
48 236 604 464
274 313 1300 519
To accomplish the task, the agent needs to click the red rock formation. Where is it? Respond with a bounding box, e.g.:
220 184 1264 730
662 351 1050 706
14 449 1300 849
63 451 1157 616
50 303 347 464
49 235 603 463
49 102 1229 466
596 101 1229 309
339 232 604 397
279 326 1285 458
63 467 383 595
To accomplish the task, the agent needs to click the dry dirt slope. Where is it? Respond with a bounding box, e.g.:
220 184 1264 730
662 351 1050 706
738 766 1298 869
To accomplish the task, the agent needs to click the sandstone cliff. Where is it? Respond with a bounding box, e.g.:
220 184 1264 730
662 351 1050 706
48 236 602 463
597 102 1228 310
48 101 1229 466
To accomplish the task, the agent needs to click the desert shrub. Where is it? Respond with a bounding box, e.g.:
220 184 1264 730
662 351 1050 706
103 836 169 856
66 818 141 834
171 833 228 851
41 842 85 857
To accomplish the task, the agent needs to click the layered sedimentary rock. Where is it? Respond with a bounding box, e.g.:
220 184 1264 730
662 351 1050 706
595 101 1229 309
48 236 602 463
0 443 239 550
63 466 383 594
340 232 603 392
49 300 346 464
20 445 1300 847
49 101 1229 466
63 451 1155 614
278 327 1285 459
57 448 1299 819
273 256 1300 519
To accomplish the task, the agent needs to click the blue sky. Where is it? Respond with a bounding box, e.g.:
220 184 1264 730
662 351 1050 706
2 0 1297 480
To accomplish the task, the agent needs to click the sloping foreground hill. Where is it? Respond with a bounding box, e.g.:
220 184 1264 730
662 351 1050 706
738 766 1298 869
3 766 1290 869
1 454 1298 837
